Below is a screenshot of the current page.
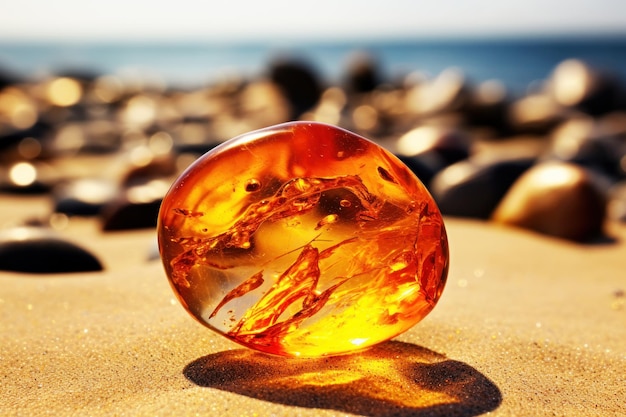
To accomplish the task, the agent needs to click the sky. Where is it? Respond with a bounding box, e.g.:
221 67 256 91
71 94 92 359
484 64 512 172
1 0 626 41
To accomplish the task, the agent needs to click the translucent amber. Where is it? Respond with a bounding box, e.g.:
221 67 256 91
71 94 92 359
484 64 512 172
158 122 449 357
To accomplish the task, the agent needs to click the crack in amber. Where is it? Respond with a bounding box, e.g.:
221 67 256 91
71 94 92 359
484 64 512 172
158 122 449 357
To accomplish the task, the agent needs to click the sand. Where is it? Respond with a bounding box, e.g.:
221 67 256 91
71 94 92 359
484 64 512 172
1 196 625 416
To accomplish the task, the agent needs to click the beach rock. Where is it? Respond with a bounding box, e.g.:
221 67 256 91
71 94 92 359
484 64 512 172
405 68 471 116
53 178 120 216
395 125 471 165
430 156 535 219
121 153 177 187
396 154 444 189
343 51 382 93
101 179 169 231
544 116 625 178
492 162 606 241
549 59 624 115
268 58 322 119
465 80 511 133
0 227 103 273
508 93 567 135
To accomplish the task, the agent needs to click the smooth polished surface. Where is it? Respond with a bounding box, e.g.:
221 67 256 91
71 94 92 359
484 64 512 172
158 122 449 357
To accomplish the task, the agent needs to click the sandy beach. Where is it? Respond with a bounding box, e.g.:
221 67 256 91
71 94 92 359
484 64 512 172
1 192 624 416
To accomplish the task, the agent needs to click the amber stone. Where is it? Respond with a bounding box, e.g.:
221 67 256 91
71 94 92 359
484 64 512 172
158 122 449 357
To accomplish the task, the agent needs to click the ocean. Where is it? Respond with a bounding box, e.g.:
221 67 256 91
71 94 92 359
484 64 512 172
1 35 626 95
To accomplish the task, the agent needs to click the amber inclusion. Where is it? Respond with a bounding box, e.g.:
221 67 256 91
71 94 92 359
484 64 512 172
158 122 449 357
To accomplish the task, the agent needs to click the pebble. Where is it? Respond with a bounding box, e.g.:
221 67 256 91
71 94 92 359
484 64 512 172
1 55 624 240
429 155 535 219
53 178 120 216
0 227 103 273
100 179 169 231
267 57 322 118
491 162 607 241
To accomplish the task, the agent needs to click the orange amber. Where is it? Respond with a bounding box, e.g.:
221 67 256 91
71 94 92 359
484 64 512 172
158 122 449 357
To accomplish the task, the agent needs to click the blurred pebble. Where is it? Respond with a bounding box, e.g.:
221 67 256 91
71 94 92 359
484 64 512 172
53 178 120 216
268 57 322 119
101 179 169 231
508 93 567 135
405 68 470 116
0 227 102 273
549 59 625 115
544 116 625 178
491 162 606 241
430 155 535 219
343 51 382 94
396 125 471 164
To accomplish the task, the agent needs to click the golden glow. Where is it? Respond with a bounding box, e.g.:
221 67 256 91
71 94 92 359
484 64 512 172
9 162 37 186
352 105 377 131
93 75 124 103
532 163 580 187
159 122 448 358
396 125 439 156
47 77 83 107
182 341 497 415
122 95 157 128
552 59 590 106
0 87 37 129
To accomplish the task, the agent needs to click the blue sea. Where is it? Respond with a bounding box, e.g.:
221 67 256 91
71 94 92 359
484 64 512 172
1 35 626 95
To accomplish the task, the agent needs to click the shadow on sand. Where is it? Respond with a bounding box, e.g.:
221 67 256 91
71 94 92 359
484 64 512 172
184 340 502 416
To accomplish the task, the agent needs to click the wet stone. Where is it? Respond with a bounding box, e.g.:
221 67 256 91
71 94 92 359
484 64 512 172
429 156 535 219
158 121 449 358
0 227 103 273
491 162 607 241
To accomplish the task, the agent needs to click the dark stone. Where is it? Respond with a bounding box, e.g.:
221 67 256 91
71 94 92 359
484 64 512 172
549 59 625 116
122 154 177 187
0 122 52 155
101 198 162 231
343 51 382 94
430 156 536 219
0 227 103 273
100 180 169 230
396 153 445 189
268 57 323 119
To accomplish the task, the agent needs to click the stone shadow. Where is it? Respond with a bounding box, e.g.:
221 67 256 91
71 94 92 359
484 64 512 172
184 340 502 417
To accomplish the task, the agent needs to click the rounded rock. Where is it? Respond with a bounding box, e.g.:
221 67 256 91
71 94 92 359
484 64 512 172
491 162 606 241
158 122 448 357
0 227 103 273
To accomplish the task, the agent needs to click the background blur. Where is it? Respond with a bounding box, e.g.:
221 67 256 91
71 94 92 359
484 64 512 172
1 0 626 239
